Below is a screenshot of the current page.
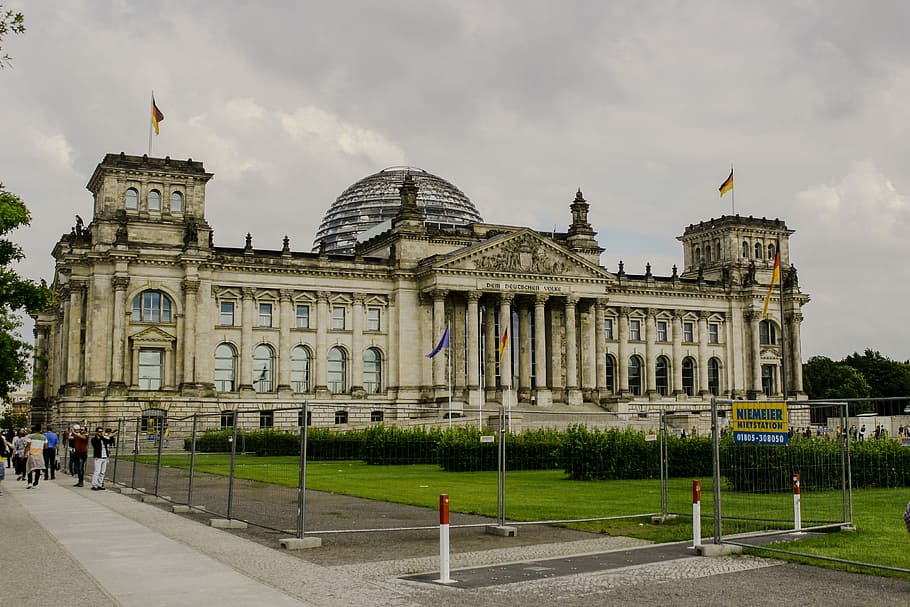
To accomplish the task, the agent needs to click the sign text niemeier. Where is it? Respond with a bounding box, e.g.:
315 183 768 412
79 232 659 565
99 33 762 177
732 402 789 445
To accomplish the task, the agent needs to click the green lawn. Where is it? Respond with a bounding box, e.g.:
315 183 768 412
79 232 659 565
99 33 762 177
135 454 910 575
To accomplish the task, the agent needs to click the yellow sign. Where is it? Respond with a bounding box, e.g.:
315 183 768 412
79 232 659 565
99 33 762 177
732 402 789 445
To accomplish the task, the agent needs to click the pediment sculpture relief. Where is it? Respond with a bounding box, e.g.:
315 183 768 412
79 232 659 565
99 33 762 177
473 235 571 275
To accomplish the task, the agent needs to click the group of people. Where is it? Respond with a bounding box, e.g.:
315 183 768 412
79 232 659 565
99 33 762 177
0 423 118 494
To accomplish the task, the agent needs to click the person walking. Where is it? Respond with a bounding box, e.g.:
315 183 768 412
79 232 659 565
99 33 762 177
43 425 59 480
70 425 89 487
0 432 8 495
12 428 28 480
90 427 116 490
25 424 48 488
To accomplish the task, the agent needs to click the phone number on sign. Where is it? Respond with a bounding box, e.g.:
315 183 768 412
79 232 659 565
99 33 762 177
734 432 788 445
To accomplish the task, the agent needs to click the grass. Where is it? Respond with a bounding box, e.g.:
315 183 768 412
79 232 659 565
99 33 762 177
131 453 910 576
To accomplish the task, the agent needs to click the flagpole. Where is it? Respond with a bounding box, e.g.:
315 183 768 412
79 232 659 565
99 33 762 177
148 91 154 157
478 305 484 431
730 164 735 215
447 333 453 429
778 240 788 400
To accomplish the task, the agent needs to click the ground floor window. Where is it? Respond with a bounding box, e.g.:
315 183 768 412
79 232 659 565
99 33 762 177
138 349 163 390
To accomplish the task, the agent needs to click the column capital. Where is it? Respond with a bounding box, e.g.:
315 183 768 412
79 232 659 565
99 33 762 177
467 290 482 303
645 307 657 318
786 311 804 323
241 287 256 300
698 310 711 320
500 293 514 305
594 298 609 310
743 310 759 323
432 289 449 301
112 276 131 290
352 293 365 305
182 279 200 294
535 293 549 306
619 305 631 317
672 309 685 319
316 290 330 303
565 295 578 308
279 289 294 302
68 277 89 291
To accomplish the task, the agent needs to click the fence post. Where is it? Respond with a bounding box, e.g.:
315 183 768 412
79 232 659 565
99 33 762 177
187 413 198 507
130 416 140 490
110 418 123 485
154 417 165 496
660 411 669 517
498 405 506 527
296 402 308 539
793 473 802 531
711 397 723 544
227 409 239 520
438 494 453 583
692 480 702 547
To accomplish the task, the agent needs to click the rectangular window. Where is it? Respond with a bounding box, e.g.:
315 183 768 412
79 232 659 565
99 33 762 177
604 318 614 340
332 306 346 330
220 411 235 429
367 307 381 331
657 320 668 342
709 323 720 344
630 319 641 341
295 304 309 328
259 410 274 428
138 349 162 390
683 322 694 342
259 303 273 327
220 301 235 326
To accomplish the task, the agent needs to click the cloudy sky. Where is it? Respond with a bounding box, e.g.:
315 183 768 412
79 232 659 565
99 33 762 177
2 1 909 362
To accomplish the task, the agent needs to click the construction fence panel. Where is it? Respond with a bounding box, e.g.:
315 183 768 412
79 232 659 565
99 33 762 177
185 412 234 519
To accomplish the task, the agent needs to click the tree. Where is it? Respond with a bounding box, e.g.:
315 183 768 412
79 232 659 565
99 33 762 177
842 349 910 398
0 3 25 69
0 184 55 401
803 356 872 400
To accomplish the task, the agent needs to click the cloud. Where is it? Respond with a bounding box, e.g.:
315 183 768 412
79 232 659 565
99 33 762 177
280 107 406 166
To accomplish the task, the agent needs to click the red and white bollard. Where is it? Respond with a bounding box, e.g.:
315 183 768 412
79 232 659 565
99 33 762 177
793 473 802 531
438 494 454 583
692 480 702 548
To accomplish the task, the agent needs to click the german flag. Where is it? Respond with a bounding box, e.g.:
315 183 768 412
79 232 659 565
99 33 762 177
762 251 781 318
152 96 165 135
718 168 734 198
497 328 509 366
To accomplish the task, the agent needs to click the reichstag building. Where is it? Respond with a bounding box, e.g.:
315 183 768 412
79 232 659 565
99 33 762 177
31 153 809 427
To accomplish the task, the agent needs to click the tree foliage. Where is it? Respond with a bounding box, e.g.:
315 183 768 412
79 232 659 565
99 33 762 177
842 349 910 399
803 356 872 400
0 184 55 401
0 3 25 69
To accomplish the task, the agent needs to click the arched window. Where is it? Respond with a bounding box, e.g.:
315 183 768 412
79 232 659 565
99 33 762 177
742 241 750 258
605 354 616 393
682 357 696 396
290 346 310 393
705 245 712 263
655 356 670 396
148 189 161 211
328 346 347 393
125 187 139 210
768 243 776 259
214 343 237 392
708 358 721 396
132 290 173 323
628 355 643 396
754 242 763 259
170 191 184 213
694 246 701 264
715 239 722 260
363 347 382 393
759 320 777 345
253 344 274 392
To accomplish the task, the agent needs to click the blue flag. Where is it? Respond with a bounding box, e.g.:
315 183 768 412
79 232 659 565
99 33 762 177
426 324 450 358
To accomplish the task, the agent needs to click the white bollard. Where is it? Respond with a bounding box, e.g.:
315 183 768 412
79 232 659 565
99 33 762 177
692 480 702 548
793 473 802 531
438 494 454 583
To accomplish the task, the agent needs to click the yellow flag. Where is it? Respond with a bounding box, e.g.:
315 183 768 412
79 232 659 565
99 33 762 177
762 251 781 318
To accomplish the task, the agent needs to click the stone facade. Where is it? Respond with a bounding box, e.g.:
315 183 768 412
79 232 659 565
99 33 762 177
30 153 810 427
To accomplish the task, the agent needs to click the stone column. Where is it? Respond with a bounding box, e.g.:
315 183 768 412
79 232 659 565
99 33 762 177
466 292 481 403
277 289 293 393
239 287 255 391
617 306 630 396
499 294 513 390
672 310 684 396
66 280 86 387
594 299 607 397
534 294 550 406
351 293 365 394
110 276 130 386
483 302 496 393
432 290 448 388
518 298 531 396
32 327 47 400
788 310 805 395
697 311 710 396
645 309 657 397
181 278 199 388
565 296 581 405
314 291 329 393
746 310 762 396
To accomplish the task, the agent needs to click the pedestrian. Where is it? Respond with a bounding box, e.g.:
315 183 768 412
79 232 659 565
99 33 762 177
905 499 910 535
859 424 866 441
0 432 8 495
70 425 89 487
90 426 116 490
3 427 12 468
25 424 48 488
43 425 59 480
13 428 28 480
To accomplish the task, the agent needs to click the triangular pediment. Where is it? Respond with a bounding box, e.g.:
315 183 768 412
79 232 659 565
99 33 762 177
430 229 614 281
131 326 177 344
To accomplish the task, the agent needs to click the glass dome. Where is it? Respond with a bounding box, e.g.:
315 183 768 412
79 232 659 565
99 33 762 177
313 167 483 254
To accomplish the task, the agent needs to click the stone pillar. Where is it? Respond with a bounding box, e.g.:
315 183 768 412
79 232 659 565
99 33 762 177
277 289 293 393
533 294 550 406
645 309 657 397
66 280 86 387
239 287 255 391
483 302 496 394
499 294 513 390
617 306 630 397
518 299 531 397
351 294 365 394
565 296 581 405
594 300 607 398
315 291 329 393
466 292 481 405
672 310 684 396
697 311 710 396
33 327 47 400
747 311 762 397
181 278 199 388
788 310 805 395
110 276 130 386
432 290 448 388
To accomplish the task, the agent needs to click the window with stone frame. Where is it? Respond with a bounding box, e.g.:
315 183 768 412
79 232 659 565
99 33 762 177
604 318 614 340
332 306 346 330
683 321 694 342
657 320 668 342
259 410 274 428
708 323 720 344
630 319 642 341
259 303 273 327
296 304 310 328
367 307 381 331
138 349 163 390
219 301 235 326
132 290 173 323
